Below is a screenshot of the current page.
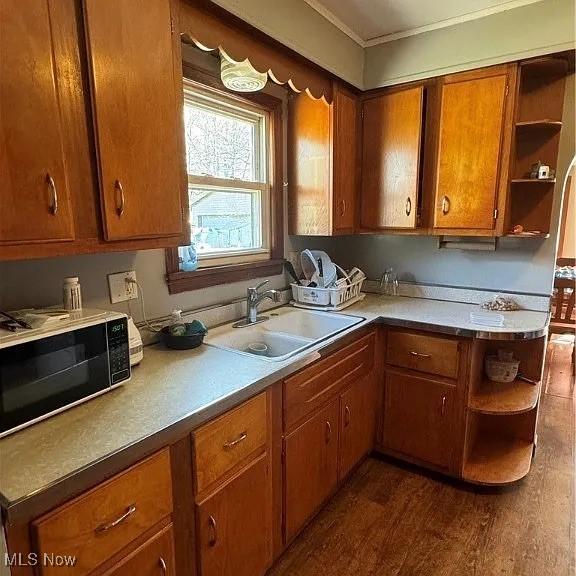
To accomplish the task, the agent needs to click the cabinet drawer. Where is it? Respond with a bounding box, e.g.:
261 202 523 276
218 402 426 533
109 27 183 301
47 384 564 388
102 524 175 576
386 331 460 379
33 449 173 576
193 392 267 494
284 331 375 430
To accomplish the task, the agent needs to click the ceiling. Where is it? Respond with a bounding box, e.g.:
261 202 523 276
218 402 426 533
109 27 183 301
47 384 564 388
303 0 545 46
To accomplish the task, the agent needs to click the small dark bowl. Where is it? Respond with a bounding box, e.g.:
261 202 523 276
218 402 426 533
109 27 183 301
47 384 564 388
161 326 206 350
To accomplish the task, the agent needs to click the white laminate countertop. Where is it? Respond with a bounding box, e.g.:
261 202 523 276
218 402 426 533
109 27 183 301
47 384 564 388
0 294 549 523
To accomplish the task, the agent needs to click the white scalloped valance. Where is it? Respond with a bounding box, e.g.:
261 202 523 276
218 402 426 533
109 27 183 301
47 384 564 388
178 1 333 103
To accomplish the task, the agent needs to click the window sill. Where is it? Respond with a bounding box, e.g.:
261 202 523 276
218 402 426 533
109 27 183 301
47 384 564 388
165 258 285 294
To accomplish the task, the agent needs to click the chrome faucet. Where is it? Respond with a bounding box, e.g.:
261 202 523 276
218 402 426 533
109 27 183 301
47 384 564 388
233 280 281 328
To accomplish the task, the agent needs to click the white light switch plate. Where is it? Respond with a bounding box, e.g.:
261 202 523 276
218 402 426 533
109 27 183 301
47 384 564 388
108 271 138 304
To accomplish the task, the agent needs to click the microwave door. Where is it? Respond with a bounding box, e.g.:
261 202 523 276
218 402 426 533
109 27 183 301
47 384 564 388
0 323 111 435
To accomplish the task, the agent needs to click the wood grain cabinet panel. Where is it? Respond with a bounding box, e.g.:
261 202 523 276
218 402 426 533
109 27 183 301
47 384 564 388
284 331 375 430
361 86 424 229
338 373 377 480
0 0 74 243
102 524 176 576
33 449 172 576
386 331 460 379
196 454 272 576
383 371 455 469
192 392 267 495
288 82 358 235
84 0 185 240
432 67 510 230
284 399 340 543
333 86 358 232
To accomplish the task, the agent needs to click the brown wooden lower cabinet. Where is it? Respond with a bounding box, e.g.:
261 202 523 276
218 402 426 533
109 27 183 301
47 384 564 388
102 524 176 576
382 370 456 469
284 398 340 543
196 454 272 576
339 373 378 480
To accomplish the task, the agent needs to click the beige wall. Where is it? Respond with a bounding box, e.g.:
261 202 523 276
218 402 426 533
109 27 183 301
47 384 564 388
560 168 575 258
211 0 364 88
364 0 575 88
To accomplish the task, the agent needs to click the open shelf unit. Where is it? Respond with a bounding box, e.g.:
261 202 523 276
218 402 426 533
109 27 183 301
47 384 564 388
462 336 546 485
505 55 569 236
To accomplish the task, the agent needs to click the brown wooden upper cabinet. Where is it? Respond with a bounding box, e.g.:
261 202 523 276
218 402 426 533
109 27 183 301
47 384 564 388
84 0 186 241
429 65 515 232
361 85 424 230
288 82 358 235
0 0 74 244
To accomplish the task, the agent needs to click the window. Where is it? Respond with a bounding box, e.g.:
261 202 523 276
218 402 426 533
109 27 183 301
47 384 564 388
165 73 284 294
180 83 270 267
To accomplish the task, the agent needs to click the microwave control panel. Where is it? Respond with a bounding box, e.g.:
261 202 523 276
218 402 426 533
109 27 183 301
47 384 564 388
107 317 131 384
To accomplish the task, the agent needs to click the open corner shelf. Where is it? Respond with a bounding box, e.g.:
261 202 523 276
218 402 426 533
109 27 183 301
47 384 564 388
510 178 556 184
515 119 562 129
462 433 533 485
469 379 541 415
505 233 550 239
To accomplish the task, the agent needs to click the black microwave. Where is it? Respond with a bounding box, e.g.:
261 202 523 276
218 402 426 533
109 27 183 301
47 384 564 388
0 310 131 437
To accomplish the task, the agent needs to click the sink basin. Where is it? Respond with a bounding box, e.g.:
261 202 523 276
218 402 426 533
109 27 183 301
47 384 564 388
204 307 364 362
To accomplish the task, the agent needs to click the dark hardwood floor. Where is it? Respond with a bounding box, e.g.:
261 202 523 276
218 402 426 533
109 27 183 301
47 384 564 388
269 338 575 576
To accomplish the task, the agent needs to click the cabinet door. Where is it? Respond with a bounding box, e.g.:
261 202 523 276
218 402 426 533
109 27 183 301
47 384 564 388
196 454 271 576
333 85 358 233
103 525 175 576
339 373 377 480
361 86 424 229
284 399 339 542
433 68 509 230
383 371 455 469
0 0 73 243
84 0 185 240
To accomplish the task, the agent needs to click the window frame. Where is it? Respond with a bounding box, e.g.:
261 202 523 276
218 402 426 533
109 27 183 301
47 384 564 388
166 65 284 294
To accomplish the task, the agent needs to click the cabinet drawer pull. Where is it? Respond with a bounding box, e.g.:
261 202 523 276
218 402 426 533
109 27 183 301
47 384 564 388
46 174 58 215
95 504 136 534
159 557 168 575
410 351 431 359
208 515 217 547
223 431 247 450
405 197 412 216
325 421 332 443
344 405 351 427
115 179 125 216
441 195 450 215
441 395 447 416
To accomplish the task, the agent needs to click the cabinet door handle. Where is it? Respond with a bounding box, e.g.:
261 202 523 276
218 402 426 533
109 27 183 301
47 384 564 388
441 195 450 215
325 421 332 443
344 405 351 427
208 515 217 547
340 199 346 216
159 557 168 575
115 179 125 216
441 395 446 416
95 504 136 534
47 174 58 215
410 351 431 359
405 197 412 216
223 431 247 450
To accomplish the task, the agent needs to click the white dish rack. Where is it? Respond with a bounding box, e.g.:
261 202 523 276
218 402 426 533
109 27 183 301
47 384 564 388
290 277 365 311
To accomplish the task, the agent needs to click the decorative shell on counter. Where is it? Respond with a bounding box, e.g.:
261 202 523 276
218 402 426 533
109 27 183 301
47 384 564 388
481 296 521 312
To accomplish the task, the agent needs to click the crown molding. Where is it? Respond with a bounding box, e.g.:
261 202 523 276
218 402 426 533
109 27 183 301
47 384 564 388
303 0 546 48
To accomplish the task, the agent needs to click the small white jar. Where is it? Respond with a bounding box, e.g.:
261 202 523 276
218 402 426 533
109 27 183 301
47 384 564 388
63 277 82 311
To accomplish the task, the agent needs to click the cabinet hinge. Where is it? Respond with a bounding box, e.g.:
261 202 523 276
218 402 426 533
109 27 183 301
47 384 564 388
494 208 499 220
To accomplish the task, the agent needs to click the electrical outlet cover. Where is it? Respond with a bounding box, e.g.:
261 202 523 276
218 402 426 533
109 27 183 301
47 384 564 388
108 271 138 304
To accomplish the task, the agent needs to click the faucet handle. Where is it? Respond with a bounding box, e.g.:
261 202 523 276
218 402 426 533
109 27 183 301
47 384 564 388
250 280 269 293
